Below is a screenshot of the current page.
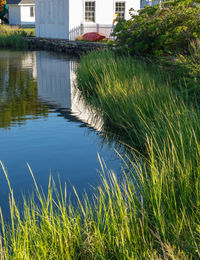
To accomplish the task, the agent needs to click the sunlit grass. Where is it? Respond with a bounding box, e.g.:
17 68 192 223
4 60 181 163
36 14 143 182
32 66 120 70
76 50 200 258
1 145 199 259
0 25 30 49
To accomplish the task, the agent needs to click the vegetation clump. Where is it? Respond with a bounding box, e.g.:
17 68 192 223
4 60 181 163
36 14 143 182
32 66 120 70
75 50 200 258
0 25 33 49
112 0 200 56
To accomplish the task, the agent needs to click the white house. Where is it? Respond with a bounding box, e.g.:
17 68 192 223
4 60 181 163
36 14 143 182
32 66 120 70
35 0 141 40
7 0 35 27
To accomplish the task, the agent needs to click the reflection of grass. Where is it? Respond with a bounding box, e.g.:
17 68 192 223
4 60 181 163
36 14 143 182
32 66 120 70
0 25 33 49
0 61 48 128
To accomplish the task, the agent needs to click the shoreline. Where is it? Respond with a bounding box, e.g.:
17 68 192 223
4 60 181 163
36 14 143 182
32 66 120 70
24 37 107 56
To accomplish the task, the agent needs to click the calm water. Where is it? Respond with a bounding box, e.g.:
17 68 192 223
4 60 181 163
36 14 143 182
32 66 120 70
0 50 121 219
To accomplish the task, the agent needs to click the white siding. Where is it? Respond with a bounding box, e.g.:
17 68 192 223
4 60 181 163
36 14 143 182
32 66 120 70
82 0 140 38
35 0 141 40
8 5 21 25
20 5 35 26
69 0 83 40
36 0 69 39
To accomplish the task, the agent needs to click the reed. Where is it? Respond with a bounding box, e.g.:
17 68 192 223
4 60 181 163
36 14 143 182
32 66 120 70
0 25 29 49
76 50 200 258
1 144 200 259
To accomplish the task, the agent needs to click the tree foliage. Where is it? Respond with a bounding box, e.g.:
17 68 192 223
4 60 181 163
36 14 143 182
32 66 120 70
112 0 200 56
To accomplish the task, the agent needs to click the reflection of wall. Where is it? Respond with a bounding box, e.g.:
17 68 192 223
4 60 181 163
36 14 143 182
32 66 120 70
21 52 37 79
0 51 37 79
70 63 103 131
36 51 71 108
36 51 103 130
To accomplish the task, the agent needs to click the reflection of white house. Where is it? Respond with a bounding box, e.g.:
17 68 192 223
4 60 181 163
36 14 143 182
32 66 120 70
35 0 140 40
7 0 35 27
0 51 36 79
36 51 71 108
21 52 37 79
36 51 103 130
0 51 37 101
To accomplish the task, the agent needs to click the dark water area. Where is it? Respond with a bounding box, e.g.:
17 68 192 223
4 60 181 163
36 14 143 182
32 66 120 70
0 50 121 220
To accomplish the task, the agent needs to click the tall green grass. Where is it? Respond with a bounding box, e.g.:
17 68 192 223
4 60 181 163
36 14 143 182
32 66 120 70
0 50 200 258
0 25 28 49
1 148 199 259
76 50 200 257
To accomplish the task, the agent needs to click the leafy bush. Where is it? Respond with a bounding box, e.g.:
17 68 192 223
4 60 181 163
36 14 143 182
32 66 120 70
112 0 200 56
175 39 200 79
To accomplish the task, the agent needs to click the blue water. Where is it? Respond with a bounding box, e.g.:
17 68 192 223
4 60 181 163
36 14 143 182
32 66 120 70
0 50 121 220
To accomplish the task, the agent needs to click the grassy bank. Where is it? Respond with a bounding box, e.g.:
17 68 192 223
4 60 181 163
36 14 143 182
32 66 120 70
0 25 34 49
0 50 199 258
75 50 200 257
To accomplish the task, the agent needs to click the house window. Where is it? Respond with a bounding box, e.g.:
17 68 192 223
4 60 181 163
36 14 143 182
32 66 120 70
30 6 35 17
115 2 125 20
85 1 95 22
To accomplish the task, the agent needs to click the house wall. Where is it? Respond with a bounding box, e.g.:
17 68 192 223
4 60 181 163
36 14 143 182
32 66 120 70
69 0 83 40
81 0 141 39
36 0 140 40
20 5 35 26
35 0 69 39
8 5 21 25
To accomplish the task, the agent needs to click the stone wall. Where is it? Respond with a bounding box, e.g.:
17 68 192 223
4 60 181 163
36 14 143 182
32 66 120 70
25 37 107 56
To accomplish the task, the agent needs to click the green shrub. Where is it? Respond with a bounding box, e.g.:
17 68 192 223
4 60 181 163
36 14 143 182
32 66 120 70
175 39 200 79
112 0 200 56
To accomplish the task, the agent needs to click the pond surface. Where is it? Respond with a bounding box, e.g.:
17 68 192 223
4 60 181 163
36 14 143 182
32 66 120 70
0 50 121 219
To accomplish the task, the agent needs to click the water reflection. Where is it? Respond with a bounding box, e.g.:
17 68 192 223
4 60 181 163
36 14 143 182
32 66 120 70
0 50 120 220
36 51 103 131
0 51 48 129
0 51 102 130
